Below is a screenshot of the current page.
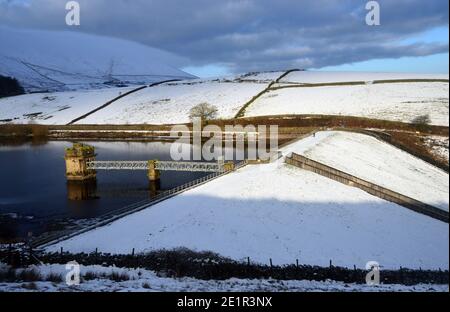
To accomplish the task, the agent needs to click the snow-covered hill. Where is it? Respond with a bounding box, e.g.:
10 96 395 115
285 131 449 211
0 87 137 124
245 71 449 126
278 71 449 84
77 80 269 125
0 76 272 125
46 132 449 270
0 27 195 92
0 70 448 125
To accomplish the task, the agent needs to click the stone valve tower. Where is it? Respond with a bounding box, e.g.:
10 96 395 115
64 143 97 181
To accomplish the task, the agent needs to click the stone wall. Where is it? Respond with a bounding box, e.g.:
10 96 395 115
286 153 449 223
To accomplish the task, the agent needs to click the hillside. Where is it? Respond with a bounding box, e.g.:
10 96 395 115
76 79 271 125
0 72 282 125
277 71 449 84
0 27 195 92
245 72 449 126
0 87 137 124
1 70 448 126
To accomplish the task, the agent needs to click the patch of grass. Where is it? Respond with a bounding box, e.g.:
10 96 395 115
82 271 99 281
0 267 43 283
386 131 449 172
45 272 63 283
108 271 131 282
18 268 42 282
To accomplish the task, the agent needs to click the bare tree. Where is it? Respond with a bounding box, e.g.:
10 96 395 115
412 114 431 126
412 114 432 132
189 103 219 121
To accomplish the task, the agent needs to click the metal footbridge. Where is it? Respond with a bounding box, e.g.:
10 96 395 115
86 159 226 173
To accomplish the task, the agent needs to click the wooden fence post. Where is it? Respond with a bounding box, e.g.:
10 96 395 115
399 266 403 284
8 243 12 265
28 244 33 265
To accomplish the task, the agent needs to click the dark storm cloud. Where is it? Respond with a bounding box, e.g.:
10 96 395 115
0 0 448 72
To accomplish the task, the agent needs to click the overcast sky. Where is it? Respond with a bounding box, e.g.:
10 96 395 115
0 0 448 76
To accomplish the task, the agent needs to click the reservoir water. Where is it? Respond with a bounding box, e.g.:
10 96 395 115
0 140 239 242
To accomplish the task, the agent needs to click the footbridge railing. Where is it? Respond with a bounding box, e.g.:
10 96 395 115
86 160 225 173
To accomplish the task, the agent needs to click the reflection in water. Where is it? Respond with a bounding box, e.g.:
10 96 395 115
67 180 98 201
67 180 162 201
149 180 161 198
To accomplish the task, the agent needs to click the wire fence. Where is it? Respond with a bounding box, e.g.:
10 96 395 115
2 248 448 286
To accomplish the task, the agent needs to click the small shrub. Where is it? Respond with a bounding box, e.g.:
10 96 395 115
21 282 38 290
0 268 18 282
412 114 431 126
411 114 432 132
108 271 130 282
18 269 41 282
45 272 63 283
82 271 99 281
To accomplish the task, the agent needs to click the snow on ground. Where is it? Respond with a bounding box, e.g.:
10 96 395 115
245 82 449 126
0 27 194 92
279 71 449 84
2 69 448 126
76 81 268 125
423 136 449 163
0 87 137 124
288 131 449 211
46 137 449 269
0 264 447 292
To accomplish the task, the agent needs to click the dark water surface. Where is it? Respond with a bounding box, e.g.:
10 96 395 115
0 141 216 241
